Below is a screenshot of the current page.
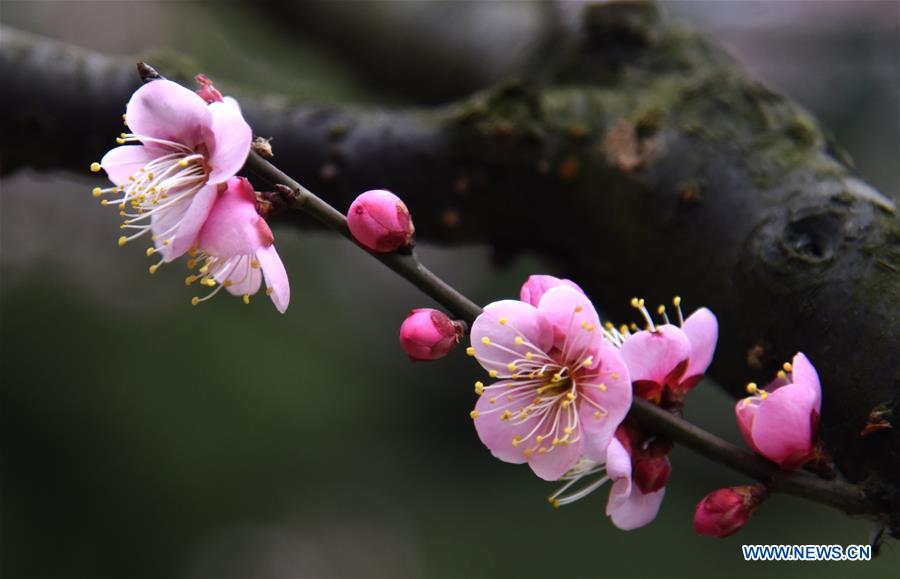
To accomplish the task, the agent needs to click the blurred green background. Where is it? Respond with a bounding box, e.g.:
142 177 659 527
2 2 898 578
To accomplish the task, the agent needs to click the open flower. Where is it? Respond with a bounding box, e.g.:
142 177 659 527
186 177 289 313
467 285 632 481
93 78 251 267
609 297 718 402
735 353 821 469
519 275 584 307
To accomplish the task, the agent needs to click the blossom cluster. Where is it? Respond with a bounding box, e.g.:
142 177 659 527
92 78 289 312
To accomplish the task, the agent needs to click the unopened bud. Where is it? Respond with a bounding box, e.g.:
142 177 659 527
399 308 464 361
519 275 585 307
633 455 672 494
195 74 223 104
694 484 768 538
347 190 415 252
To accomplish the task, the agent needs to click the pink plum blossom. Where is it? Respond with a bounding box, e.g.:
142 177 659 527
735 353 821 469
519 275 584 307
399 309 464 361
694 484 768 538
467 285 632 481
93 78 251 268
186 177 289 313
347 189 415 252
609 297 718 402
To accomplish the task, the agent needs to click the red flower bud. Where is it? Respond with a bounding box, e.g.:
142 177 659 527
399 309 463 361
195 74 224 104
694 484 768 538
347 190 415 252
633 455 671 494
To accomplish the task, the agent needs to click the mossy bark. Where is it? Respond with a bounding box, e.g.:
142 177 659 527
1 3 898 531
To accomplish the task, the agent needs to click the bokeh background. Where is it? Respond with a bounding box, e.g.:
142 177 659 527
1 1 898 578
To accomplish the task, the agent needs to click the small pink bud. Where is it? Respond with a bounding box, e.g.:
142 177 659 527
347 190 415 252
195 74 223 104
694 485 768 538
399 308 463 361
519 275 585 307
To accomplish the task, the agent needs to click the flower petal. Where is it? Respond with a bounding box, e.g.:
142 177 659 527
100 145 157 187
680 307 718 383
198 177 272 256
152 183 218 261
790 352 821 412
619 325 691 387
527 435 584 481
605 437 632 488
751 383 818 468
125 80 211 148
537 286 602 357
577 339 632 458
472 391 541 465
735 398 761 454
205 97 252 184
470 300 553 378
257 245 290 313
519 275 584 307
217 254 263 297
608 487 666 531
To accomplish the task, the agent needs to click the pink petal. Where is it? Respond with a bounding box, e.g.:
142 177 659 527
125 80 211 148
198 177 271 256
152 183 218 261
536 286 601 355
519 275 584 307
790 353 821 412
619 325 691 386
99 145 157 187
608 487 666 530
217 254 263 297
604 437 632 488
470 300 553 377
577 339 632 456
751 383 818 468
680 307 718 382
527 435 584 481
205 97 252 184
472 391 540 465
257 245 290 313
735 398 761 454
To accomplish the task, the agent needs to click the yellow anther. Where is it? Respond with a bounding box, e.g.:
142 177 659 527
525 352 533 360
604 321 615 330
574 305 584 313
501 410 513 421
629 323 638 332
619 324 629 334
551 437 560 447
178 159 189 168
581 321 589 329
191 296 200 306
489 396 497 404
489 370 498 378
673 296 682 307
498 317 508 325
251 259 260 269
474 381 484 395
146 247 155 257
92 187 103 197
242 294 250 305
564 427 574 435
630 297 640 308
549 497 561 508
116 138 126 144
512 435 522 447
760 390 769 400
185 275 198 286
565 392 576 401
776 370 787 380
188 247 198 257
466 347 475 356
507 362 517 372
597 383 607 391
536 435 545 444
481 337 491 345
538 447 548 454
511 373 520 379
162 239 170 246
514 336 524 346
470 410 479 419
199 265 210 274
561 400 571 409
594 410 603 419
657 305 665 315
611 372 620 380
582 357 593 368
552 373 561 383
523 448 533 457
203 278 216 287
746 382 758 394
783 362 793 373
101 200 109 206
90 162 101 172
187 259 197 269
117 236 127 247
265 287 273 296
148 264 158 275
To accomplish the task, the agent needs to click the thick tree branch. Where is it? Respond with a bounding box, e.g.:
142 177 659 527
1 2 899 531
